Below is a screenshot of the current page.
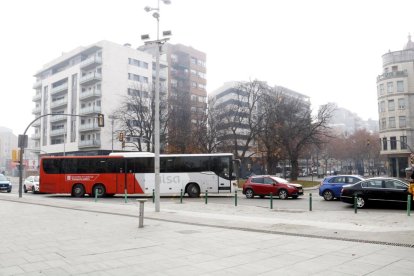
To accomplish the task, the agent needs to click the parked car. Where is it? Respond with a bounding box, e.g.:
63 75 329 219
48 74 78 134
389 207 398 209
24 175 39 193
242 175 303 199
0 174 12 193
340 177 411 208
319 175 364 201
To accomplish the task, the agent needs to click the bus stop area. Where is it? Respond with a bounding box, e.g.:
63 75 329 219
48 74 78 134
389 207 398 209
1 193 414 275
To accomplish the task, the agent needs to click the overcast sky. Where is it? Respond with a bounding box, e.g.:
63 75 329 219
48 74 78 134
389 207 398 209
1 0 413 135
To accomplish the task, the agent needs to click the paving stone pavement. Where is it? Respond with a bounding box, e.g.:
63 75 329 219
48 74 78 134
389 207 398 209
1 193 414 276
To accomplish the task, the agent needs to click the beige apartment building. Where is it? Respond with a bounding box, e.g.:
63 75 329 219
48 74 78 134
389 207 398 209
377 34 414 177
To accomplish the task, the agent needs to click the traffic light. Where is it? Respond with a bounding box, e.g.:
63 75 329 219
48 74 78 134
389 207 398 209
118 132 124 141
97 113 105 127
12 149 20 162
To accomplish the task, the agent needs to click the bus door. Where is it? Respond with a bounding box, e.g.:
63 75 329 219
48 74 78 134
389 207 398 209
116 168 136 194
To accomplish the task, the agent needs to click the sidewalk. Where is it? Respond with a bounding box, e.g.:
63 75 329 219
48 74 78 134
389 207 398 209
1 193 414 275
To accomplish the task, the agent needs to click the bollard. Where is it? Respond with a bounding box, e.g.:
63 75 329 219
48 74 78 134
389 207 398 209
408 195 412 216
180 189 183 204
124 189 128 203
354 195 357 214
94 188 98 202
270 192 273 209
205 190 208 204
235 190 237 207
309 193 312 211
137 199 147 228
152 189 155 204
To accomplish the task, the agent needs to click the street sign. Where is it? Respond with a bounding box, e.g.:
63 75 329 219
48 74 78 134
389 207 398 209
18 135 28 148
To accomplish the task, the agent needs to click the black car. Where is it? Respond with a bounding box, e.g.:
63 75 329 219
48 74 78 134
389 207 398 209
340 177 411 208
0 174 12 193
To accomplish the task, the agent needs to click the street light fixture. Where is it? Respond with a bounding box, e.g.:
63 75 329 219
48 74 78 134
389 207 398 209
142 0 171 212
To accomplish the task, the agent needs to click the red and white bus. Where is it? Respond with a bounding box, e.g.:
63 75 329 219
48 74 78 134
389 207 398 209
39 152 238 198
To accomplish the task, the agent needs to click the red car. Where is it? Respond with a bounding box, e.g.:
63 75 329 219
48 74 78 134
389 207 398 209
242 175 303 199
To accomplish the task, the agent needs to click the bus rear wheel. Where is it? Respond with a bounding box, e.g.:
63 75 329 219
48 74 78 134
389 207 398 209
187 183 200 198
72 184 85 198
92 184 106 197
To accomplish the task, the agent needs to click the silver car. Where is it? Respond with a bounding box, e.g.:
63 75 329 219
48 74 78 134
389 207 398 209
24 175 39 193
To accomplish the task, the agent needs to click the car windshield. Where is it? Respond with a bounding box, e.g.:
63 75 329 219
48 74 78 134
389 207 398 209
0 175 7 181
33 176 39 182
271 176 288 183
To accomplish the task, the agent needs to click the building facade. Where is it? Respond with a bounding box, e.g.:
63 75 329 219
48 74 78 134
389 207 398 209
377 35 414 177
165 43 207 153
32 40 167 156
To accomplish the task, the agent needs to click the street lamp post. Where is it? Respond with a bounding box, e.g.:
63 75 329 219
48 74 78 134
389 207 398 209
143 0 171 212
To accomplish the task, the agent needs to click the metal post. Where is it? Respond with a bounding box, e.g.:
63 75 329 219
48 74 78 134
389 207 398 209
354 195 357 214
205 190 208 204
95 188 98 202
137 199 147 228
180 189 183 204
407 195 411 216
270 192 273 209
154 23 161 213
309 193 312 211
235 190 237 206
152 189 155 203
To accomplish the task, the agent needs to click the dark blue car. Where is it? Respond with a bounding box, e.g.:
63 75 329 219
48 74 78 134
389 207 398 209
319 175 364 201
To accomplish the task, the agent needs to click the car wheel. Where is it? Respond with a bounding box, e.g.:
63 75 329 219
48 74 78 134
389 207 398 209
356 196 366 208
24 185 28 193
92 184 106 197
245 188 254 199
323 190 334 201
72 184 85 198
278 189 288 200
292 195 298 199
187 183 200 198
32 186 36 194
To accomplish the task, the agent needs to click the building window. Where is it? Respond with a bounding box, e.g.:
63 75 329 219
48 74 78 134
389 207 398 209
389 117 396 128
382 137 387 150
387 82 393 93
128 73 148 83
390 137 397 150
379 84 384 95
398 98 406 109
397 81 404 92
379 101 385 112
400 136 408 150
191 57 197 65
388 100 395 111
128 58 148 69
191 95 197 101
399 116 406 128
191 81 197 88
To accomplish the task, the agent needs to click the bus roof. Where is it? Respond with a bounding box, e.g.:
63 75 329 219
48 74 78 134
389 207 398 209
109 152 233 158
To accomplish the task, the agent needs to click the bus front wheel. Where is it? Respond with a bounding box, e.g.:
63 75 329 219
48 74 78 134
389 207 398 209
187 183 200 198
72 184 85 198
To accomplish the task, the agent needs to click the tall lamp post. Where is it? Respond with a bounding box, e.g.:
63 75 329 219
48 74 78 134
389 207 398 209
142 0 171 212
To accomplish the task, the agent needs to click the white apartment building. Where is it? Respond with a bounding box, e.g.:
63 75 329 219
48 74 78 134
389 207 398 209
377 34 414 177
32 40 167 156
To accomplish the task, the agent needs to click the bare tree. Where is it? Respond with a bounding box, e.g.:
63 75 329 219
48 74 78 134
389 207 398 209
216 80 268 160
263 92 335 180
113 83 168 152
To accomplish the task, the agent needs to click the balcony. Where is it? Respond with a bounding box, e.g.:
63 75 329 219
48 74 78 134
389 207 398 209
50 128 66 137
50 83 68 95
80 72 102 86
377 70 408 82
32 93 41 102
80 56 102 70
79 123 100 132
31 133 41 140
79 106 101 115
32 120 41 127
50 114 67 123
32 107 41 114
33 80 42 89
78 139 101 148
79 89 102 100
50 98 68 109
